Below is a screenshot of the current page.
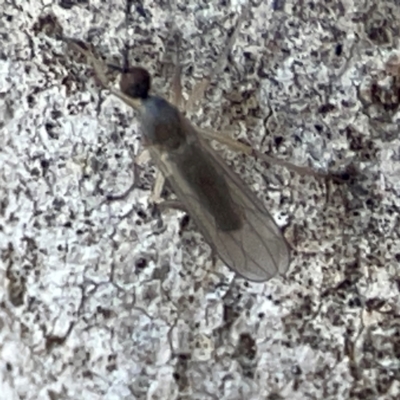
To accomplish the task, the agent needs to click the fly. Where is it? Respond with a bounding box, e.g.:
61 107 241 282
64 35 291 282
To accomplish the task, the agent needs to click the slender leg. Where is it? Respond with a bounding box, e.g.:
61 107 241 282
169 9 332 181
185 10 247 112
169 32 184 109
66 39 111 89
149 173 187 212
135 148 151 165
157 200 187 213
66 37 334 183
149 170 166 204
136 149 169 204
198 127 333 180
149 174 190 212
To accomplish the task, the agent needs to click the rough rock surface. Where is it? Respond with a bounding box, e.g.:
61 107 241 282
1 0 400 399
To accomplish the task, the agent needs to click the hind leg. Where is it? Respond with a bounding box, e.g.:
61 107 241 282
165 10 332 181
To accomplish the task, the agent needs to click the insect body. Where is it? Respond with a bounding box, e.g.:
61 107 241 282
67 41 290 282
120 67 290 282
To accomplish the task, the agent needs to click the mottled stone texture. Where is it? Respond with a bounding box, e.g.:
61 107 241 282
1 0 400 399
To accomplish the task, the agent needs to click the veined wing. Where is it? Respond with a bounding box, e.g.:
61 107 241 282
148 121 290 282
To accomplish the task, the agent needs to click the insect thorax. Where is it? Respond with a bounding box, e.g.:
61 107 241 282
140 96 187 150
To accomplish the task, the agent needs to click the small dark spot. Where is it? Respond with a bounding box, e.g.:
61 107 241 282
106 363 116 373
97 306 112 319
341 100 351 108
237 333 256 360
365 198 375 208
272 0 285 11
314 124 323 133
40 159 50 170
31 167 40 177
335 43 343 56
137 209 147 219
291 364 302 375
59 0 88 9
135 257 147 271
293 134 302 144
173 372 180 381
178 353 190 361
59 0 75 10
51 109 63 119
267 393 284 400
274 136 283 147
52 197 65 211
82 370 93 378
365 298 385 312
64 221 72 228
243 51 252 60
45 122 55 134
45 334 69 350
333 171 351 182
367 26 390 45
27 94 35 107
223 304 239 326
318 103 335 114
179 214 190 235
353 297 361 307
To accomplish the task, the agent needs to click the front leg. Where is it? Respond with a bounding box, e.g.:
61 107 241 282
149 170 166 204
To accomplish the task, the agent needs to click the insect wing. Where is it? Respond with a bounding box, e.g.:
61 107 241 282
148 128 290 282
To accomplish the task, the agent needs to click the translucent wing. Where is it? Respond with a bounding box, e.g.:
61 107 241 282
148 121 290 282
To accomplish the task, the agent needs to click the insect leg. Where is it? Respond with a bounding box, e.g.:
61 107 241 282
169 32 184 109
184 10 247 112
65 39 111 89
157 200 187 213
149 173 187 214
136 148 178 211
135 148 151 165
149 171 166 204
151 178 189 220
198 126 335 180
